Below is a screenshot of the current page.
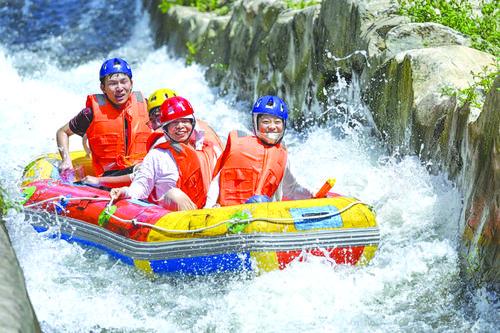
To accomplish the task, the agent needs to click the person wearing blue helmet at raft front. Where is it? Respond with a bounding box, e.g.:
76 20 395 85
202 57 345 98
56 58 151 182
204 95 313 207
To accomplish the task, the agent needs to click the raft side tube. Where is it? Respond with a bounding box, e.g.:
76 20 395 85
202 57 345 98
25 209 380 260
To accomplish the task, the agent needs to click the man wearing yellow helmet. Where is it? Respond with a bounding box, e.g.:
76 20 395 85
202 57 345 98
146 88 178 131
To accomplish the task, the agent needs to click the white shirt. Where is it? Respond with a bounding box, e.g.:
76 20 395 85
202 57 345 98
125 126 221 207
125 145 179 204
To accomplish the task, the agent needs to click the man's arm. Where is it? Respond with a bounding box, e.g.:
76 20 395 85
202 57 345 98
56 123 75 172
56 107 93 173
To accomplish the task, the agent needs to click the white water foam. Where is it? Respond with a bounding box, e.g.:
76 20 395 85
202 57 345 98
1 7 497 333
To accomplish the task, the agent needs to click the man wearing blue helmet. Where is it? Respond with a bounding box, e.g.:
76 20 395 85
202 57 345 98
204 95 313 207
251 95 288 145
56 57 151 181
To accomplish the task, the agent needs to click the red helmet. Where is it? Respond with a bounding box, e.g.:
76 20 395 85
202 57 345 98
159 96 195 126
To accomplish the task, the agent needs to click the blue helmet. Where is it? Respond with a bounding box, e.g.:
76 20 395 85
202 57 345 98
252 95 288 145
99 57 132 80
252 95 288 120
245 195 271 204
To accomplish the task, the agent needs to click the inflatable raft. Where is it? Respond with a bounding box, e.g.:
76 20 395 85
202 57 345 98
21 151 380 275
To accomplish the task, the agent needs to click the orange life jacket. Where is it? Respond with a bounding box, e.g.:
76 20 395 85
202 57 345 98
146 119 222 190
85 92 151 176
154 140 214 209
214 130 287 206
146 131 165 152
198 119 224 153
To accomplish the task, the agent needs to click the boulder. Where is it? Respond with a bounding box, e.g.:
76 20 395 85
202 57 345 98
363 45 495 161
0 220 41 333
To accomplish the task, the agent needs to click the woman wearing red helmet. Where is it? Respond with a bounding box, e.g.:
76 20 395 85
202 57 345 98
110 96 222 211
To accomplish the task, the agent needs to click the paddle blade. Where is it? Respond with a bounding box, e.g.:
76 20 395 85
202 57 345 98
315 178 336 198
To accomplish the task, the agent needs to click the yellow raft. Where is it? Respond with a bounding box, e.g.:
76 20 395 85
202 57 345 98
21 151 380 275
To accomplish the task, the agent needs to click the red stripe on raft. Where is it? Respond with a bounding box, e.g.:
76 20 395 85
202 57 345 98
276 246 365 269
24 179 167 241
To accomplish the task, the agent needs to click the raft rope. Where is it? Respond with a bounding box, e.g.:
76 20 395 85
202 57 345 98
24 196 110 208
24 195 367 234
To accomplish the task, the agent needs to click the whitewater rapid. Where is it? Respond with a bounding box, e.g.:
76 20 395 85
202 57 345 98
0 2 498 332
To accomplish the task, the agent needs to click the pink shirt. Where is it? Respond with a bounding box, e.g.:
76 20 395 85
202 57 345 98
125 142 179 206
125 127 221 208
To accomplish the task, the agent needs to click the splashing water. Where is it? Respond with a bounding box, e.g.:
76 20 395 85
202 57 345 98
0 1 498 332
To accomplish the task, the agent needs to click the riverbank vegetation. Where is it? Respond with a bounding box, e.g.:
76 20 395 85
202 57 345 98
285 0 321 9
441 65 498 108
0 186 13 216
399 1 498 107
158 0 321 13
158 1 498 56
157 0 498 104
158 0 232 15
398 0 499 56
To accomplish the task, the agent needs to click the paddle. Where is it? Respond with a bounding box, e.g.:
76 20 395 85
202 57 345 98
314 178 336 198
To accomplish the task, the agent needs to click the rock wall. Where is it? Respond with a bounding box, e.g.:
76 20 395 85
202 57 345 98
460 77 499 288
0 215 41 332
144 0 499 287
147 0 323 126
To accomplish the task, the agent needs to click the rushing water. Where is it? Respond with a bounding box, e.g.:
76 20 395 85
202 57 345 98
0 1 498 332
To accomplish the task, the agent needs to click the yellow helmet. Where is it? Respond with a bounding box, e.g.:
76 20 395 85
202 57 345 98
147 88 178 112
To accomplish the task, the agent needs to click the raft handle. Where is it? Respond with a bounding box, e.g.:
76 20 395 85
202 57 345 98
315 178 336 198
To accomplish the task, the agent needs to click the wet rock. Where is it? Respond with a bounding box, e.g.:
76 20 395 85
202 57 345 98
363 45 495 159
0 219 41 332
460 76 500 288
385 22 470 55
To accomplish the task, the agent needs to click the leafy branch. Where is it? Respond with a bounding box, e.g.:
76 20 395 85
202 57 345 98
398 0 499 55
441 64 499 109
284 0 321 9
159 0 232 15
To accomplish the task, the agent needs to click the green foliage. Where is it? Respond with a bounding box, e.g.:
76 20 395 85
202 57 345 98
285 0 321 9
185 41 198 66
398 0 500 55
0 187 8 216
212 62 228 71
440 64 499 108
0 186 20 216
158 0 233 14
